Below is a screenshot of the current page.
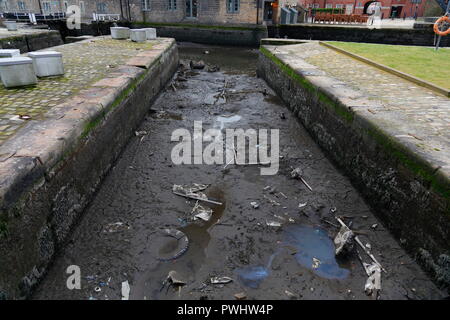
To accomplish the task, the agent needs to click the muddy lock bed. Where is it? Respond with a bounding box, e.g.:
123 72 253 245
33 43 444 300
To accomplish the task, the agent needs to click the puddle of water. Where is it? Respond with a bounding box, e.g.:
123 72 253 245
178 43 258 75
235 266 269 289
215 115 242 130
235 250 278 289
282 225 349 279
177 187 226 265
159 238 179 256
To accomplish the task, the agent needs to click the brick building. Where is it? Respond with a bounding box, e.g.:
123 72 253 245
125 0 297 25
0 0 304 25
298 0 435 18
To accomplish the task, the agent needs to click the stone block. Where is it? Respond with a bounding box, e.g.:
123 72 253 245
110 27 130 39
0 57 37 88
4 21 17 31
130 29 147 42
0 49 20 58
28 51 64 77
143 28 157 40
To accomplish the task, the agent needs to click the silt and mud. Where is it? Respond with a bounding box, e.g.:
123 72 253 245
33 43 444 300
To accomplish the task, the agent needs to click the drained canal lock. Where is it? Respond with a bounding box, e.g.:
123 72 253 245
33 43 444 300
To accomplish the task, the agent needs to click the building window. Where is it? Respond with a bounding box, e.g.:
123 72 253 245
345 4 353 13
18 1 26 10
141 0 151 11
168 0 177 10
80 1 85 14
42 1 51 12
185 0 197 17
335 4 343 9
97 2 107 13
0 0 9 11
227 0 239 13
325 4 332 9
313 4 319 8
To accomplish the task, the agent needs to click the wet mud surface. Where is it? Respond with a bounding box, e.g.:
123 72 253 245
33 43 444 300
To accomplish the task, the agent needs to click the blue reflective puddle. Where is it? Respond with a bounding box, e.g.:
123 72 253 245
235 224 349 288
283 225 349 279
234 251 277 289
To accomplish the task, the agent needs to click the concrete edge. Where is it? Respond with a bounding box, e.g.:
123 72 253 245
0 38 179 298
260 38 309 46
319 41 450 98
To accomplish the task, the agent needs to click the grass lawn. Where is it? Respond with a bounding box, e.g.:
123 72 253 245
326 41 450 90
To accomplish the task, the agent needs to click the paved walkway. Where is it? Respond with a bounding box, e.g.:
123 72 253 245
269 42 449 172
0 37 159 145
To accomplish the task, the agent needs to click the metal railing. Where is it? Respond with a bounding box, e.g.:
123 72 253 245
92 13 121 22
2 11 66 23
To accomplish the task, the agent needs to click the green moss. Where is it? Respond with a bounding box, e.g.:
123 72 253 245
367 124 450 205
259 46 354 123
81 111 105 139
133 21 266 31
0 35 25 42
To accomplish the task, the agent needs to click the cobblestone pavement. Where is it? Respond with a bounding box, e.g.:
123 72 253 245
0 38 157 145
271 42 449 162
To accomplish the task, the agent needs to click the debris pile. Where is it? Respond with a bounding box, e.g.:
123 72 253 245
173 183 222 205
161 271 186 295
157 228 189 262
210 276 233 285
334 217 386 298
334 224 354 256
121 280 130 300
290 167 313 191
191 201 213 221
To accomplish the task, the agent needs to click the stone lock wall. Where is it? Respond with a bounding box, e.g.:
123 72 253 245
270 24 450 47
0 38 179 299
257 45 450 289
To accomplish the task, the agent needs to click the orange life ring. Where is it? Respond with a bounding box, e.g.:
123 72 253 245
434 16 450 36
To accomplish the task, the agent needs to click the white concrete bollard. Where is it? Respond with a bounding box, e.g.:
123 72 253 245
0 49 20 58
144 28 157 40
0 57 37 88
28 51 64 77
4 21 18 31
130 29 147 42
110 27 130 39
0 50 20 81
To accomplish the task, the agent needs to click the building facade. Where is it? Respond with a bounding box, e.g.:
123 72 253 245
298 0 432 18
129 0 300 24
0 0 304 25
